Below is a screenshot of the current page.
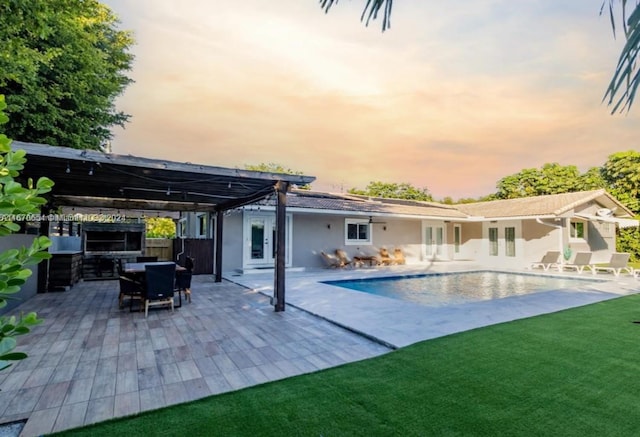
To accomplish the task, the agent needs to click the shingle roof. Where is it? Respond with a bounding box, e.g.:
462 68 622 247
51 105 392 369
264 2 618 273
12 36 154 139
456 189 634 218
261 189 634 221
286 191 469 218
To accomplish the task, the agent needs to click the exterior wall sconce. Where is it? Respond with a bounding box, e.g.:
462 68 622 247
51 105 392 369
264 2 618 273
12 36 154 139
327 224 331 229
383 225 387 231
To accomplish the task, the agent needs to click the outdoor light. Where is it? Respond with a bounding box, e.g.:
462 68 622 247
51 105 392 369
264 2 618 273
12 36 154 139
88 165 94 176
227 182 232 189
166 186 171 196
66 163 71 173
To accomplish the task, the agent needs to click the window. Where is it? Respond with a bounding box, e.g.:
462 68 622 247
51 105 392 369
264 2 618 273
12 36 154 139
197 214 207 238
177 218 186 238
489 227 498 256
454 225 461 254
345 219 371 244
569 220 586 240
505 227 516 257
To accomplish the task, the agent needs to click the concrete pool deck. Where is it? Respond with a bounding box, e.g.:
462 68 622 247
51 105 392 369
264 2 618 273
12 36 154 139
229 262 640 348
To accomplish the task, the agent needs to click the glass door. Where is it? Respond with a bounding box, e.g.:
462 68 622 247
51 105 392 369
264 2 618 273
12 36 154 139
423 222 445 259
250 217 268 261
244 212 292 268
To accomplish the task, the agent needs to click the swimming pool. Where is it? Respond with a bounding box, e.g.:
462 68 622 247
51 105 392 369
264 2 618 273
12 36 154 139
324 271 604 307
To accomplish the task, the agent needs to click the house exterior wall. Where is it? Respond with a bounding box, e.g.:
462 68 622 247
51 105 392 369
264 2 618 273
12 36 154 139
188 194 627 273
522 219 562 265
572 203 617 263
290 214 423 268
0 234 39 315
456 222 483 260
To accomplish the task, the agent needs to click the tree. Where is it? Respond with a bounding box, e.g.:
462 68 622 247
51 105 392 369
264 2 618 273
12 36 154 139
495 163 605 199
349 181 433 201
0 0 134 150
244 163 312 189
601 150 640 213
146 217 176 239
600 151 640 261
321 1 640 112
320 0 392 31
0 95 54 371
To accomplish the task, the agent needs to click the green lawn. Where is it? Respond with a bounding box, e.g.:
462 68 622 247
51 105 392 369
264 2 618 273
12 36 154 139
53 293 640 437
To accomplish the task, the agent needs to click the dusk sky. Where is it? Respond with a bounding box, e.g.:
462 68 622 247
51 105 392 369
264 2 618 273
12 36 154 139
102 0 639 200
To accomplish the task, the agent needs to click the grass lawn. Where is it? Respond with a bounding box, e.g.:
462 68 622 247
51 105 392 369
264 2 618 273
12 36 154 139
52 293 640 436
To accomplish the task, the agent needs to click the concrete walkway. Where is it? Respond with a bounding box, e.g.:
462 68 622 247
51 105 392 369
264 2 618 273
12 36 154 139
231 263 640 348
0 277 390 436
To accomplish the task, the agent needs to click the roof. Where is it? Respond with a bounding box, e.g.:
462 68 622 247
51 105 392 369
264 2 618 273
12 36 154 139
15 142 315 212
279 190 468 219
456 190 636 219
260 189 636 224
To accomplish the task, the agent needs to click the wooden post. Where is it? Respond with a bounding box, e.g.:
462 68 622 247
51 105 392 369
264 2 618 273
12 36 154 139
274 181 289 312
215 210 224 283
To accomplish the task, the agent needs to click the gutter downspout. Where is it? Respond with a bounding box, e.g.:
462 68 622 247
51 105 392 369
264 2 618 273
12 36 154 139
536 218 565 267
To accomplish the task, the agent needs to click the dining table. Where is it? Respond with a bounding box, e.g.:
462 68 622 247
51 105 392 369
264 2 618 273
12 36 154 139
124 261 187 308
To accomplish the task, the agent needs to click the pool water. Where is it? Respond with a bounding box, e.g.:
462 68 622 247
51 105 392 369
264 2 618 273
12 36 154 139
324 271 603 307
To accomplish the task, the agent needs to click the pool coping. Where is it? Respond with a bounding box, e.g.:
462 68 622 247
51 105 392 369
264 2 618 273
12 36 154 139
228 264 640 348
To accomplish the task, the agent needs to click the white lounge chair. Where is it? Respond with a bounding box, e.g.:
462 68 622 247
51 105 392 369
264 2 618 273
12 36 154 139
593 252 633 276
561 252 594 274
531 251 561 271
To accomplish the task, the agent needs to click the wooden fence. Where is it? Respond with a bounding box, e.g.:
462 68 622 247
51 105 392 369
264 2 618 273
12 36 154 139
172 238 214 274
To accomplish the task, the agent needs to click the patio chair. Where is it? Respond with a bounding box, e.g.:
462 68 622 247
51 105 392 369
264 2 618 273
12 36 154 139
561 252 594 274
379 248 395 266
175 256 194 303
530 251 561 271
320 251 342 268
335 249 354 268
118 275 144 311
394 248 406 265
593 252 633 276
143 263 177 317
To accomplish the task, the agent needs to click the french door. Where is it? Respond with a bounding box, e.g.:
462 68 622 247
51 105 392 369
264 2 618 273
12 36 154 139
243 213 291 268
423 221 446 260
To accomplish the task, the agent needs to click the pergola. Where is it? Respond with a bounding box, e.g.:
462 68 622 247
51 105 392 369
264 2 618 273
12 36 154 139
14 141 316 312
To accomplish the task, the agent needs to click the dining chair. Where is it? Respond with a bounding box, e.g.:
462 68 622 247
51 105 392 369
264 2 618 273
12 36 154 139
119 275 144 311
143 263 176 317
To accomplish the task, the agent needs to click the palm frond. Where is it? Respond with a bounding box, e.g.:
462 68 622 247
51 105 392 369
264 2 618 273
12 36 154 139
319 0 393 31
603 1 640 112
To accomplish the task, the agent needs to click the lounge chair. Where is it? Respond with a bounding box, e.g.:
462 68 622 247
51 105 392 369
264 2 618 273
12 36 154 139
321 251 344 268
353 252 381 267
561 252 594 274
335 249 354 268
530 251 561 271
593 252 633 276
394 248 406 265
379 248 395 266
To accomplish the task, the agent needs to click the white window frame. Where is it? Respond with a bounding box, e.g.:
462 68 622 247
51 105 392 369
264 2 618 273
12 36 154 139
197 213 208 238
488 227 498 256
505 226 516 257
345 218 371 245
569 219 587 241
177 218 187 238
454 224 461 254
